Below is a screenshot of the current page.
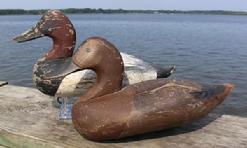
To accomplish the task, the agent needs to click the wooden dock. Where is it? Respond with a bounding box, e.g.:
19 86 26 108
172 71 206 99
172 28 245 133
0 83 246 148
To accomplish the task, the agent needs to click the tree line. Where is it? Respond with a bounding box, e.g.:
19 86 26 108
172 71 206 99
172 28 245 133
0 8 247 15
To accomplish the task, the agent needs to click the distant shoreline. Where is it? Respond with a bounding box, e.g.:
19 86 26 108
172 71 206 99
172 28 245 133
0 8 247 16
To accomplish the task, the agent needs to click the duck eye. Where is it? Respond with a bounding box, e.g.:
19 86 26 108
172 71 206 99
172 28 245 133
85 48 91 53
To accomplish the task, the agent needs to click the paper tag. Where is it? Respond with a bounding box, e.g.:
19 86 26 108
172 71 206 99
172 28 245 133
59 102 73 120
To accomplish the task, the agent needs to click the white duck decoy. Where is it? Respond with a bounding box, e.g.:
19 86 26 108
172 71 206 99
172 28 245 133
13 10 175 99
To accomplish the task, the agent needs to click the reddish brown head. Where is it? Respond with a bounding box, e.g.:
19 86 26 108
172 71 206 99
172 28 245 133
73 37 124 100
13 10 76 60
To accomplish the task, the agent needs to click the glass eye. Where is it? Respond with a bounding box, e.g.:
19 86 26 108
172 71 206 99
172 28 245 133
86 48 91 53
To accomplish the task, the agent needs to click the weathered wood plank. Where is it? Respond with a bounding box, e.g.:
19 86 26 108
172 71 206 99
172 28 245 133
0 85 246 148
0 81 8 87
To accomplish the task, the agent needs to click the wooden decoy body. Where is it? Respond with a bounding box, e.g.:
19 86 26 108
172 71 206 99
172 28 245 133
13 10 175 98
70 37 234 141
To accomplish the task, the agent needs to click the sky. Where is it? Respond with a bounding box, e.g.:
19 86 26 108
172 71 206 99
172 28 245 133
0 0 247 11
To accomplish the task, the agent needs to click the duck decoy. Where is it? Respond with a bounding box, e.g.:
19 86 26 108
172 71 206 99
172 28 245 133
13 10 175 99
70 37 234 141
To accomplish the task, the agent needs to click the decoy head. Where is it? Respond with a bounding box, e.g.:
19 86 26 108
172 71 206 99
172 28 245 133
13 10 76 60
13 9 75 42
73 37 124 75
71 37 124 99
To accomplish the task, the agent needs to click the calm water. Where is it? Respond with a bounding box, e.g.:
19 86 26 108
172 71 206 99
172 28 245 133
0 14 246 117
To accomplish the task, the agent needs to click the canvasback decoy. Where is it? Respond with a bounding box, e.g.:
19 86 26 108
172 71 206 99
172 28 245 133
71 37 234 141
13 10 175 98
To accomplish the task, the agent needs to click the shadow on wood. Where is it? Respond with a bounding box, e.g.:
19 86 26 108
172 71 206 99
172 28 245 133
100 113 221 143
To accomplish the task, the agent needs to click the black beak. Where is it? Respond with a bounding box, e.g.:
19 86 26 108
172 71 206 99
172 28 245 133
13 25 44 43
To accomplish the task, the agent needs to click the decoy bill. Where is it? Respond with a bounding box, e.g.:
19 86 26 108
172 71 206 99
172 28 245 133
70 37 234 141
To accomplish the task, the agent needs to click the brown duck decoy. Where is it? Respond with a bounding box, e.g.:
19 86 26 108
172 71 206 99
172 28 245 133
70 37 234 141
13 10 175 98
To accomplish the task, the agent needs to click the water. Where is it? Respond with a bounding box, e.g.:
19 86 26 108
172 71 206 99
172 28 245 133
0 14 246 117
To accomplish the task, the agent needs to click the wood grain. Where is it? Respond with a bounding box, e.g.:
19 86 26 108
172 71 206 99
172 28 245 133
0 85 246 148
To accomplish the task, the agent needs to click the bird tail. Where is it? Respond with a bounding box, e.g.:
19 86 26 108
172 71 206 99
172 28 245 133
157 65 176 78
215 83 234 104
